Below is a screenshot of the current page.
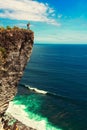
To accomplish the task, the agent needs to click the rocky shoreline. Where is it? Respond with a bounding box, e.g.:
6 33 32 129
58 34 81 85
0 114 36 130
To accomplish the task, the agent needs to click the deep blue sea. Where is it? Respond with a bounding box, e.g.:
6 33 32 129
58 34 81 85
13 44 87 130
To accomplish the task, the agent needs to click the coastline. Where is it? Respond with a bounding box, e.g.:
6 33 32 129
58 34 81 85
6 102 46 130
5 100 61 130
1 113 36 130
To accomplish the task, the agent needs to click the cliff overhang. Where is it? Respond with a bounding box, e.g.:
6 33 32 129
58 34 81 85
0 27 34 119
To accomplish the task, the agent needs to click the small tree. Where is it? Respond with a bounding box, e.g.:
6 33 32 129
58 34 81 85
0 26 5 31
6 26 11 30
13 26 19 30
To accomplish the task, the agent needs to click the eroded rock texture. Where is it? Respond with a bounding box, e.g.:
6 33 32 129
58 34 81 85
0 28 34 116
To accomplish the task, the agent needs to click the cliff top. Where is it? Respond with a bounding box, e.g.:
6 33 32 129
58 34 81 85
0 26 32 32
0 26 34 42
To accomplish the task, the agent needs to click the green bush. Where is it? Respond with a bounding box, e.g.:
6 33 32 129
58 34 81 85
6 26 11 30
13 26 19 30
0 26 5 31
0 47 6 57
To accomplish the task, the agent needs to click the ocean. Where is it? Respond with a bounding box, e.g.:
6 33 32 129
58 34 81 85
7 44 87 130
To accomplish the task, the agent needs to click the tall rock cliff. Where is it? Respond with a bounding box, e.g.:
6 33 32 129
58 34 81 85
0 28 34 117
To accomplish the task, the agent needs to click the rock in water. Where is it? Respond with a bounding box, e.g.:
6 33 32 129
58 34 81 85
0 28 34 116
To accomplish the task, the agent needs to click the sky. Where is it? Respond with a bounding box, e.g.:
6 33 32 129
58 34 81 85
0 0 87 44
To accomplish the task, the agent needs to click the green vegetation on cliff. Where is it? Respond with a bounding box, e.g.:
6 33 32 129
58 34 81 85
0 47 6 56
0 26 27 31
0 47 6 65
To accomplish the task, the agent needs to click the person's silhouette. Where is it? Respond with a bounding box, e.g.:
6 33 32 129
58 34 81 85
27 22 30 30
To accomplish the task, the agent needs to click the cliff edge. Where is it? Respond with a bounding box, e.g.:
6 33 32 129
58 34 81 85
0 27 34 129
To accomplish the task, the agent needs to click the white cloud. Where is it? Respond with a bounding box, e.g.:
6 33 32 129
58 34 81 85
58 14 62 19
35 30 87 43
0 0 59 25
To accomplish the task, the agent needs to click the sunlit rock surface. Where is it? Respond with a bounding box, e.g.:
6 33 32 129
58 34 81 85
0 28 34 129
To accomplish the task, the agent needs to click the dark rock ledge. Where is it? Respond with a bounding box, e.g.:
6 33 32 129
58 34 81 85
0 114 36 130
0 27 34 129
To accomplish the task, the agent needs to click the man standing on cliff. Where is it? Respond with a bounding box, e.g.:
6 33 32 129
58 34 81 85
27 22 30 30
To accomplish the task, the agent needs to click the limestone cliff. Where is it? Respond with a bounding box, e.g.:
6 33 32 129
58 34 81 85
0 28 34 118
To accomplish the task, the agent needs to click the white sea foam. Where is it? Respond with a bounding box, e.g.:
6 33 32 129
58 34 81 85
6 102 46 130
6 101 62 130
28 86 48 94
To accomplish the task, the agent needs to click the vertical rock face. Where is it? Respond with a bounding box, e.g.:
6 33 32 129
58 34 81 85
0 28 34 116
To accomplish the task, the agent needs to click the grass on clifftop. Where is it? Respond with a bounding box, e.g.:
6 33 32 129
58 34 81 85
0 26 29 32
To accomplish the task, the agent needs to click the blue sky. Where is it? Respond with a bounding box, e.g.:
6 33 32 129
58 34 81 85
0 0 87 44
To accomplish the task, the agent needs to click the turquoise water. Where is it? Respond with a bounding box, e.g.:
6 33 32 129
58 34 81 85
14 44 87 130
13 93 61 130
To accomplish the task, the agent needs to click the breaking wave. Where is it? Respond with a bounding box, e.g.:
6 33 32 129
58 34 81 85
27 85 48 94
6 99 62 130
19 84 85 106
22 84 73 101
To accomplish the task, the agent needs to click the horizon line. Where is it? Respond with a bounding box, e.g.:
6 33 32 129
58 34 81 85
34 43 87 45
